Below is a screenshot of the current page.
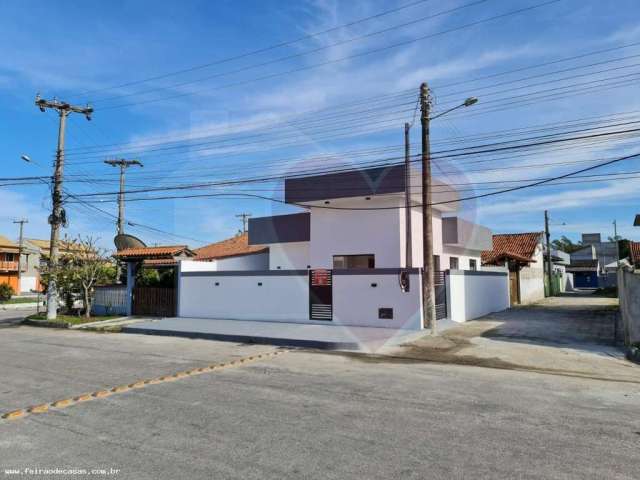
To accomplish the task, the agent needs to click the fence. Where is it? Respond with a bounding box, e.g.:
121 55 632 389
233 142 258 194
618 270 640 345
92 285 127 316
132 287 176 317
446 270 510 323
178 261 423 330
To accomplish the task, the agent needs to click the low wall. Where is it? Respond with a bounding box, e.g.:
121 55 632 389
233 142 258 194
618 270 640 345
178 268 423 330
332 270 422 330
446 270 509 323
519 267 545 304
92 285 128 316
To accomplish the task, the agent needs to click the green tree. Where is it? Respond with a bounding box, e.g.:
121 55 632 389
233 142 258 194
0 283 14 302
551 236 584 254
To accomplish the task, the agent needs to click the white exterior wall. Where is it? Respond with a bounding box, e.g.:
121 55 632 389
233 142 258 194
268 242 310 270
178 270 423 330
19 276 37 293
179 273 309 321
446 271 510 322
332 272 422 330
519 244 545 304
310 198 402 268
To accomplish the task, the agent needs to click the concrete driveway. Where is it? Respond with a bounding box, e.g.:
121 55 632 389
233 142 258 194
397 291 637 382
1 320 639 479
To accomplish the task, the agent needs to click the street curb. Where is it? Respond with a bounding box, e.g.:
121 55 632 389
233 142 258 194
22 319 69 329
122 326 359 350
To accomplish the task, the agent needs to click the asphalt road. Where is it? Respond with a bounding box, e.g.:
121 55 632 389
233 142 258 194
1 326 639 479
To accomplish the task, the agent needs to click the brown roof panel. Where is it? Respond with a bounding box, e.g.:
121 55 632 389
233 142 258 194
481 232 543 265
195 233 268 261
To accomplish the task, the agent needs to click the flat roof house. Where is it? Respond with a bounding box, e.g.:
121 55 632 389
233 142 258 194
174 165 509 331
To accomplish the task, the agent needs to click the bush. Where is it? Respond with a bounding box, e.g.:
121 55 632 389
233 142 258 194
0 282 15 302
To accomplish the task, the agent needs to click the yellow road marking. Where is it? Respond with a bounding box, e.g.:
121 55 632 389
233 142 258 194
1 349 286 422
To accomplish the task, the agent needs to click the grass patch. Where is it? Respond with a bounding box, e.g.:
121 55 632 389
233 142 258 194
26 313 121 325
1 297 41 304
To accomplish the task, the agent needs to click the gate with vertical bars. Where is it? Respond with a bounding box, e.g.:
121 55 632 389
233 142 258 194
309 269 333 320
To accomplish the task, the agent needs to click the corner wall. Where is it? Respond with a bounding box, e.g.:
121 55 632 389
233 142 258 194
446 270 510 322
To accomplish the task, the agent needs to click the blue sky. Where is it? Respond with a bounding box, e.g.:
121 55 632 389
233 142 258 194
1 0 640 249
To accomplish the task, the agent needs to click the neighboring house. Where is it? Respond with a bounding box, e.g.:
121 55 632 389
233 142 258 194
112 245 197 317
481 232 545 305
176 165 508 329
568 233 618 287
194 232 268 270
549 248 574 292
0 235 40 293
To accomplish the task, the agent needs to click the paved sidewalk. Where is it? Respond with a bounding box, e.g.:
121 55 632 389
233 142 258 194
124 317 424 352
393 292 638 382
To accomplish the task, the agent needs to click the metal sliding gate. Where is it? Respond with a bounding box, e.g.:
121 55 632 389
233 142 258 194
434 270 448 321
309 269 332 321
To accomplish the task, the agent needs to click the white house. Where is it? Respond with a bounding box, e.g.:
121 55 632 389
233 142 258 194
178 165 510 329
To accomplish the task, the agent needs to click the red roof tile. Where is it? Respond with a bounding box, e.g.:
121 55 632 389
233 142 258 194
195 233 268 261
115 245 194 259
630 241 640 266
481 232 543 266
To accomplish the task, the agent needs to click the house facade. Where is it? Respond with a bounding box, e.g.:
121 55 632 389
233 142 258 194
176 165 509 330
567 233 618 287
0 235 40 293
194 232 269 270
481 232 545 305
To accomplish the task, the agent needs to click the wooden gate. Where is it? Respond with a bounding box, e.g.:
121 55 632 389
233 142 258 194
509 270 520 305
132 287 176 317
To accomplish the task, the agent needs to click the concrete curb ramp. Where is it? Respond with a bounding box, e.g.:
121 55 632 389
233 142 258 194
1 350 287 422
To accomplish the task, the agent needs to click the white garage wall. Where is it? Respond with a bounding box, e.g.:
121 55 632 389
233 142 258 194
179 272 309 321
446 270 510 322
177 269 423 330
19 276 37 293
332 271 423 330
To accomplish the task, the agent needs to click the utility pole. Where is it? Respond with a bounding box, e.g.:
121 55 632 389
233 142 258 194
35 95 93 320
544 210 553 296
420 83 436 333
104 159 143 235
13 218 28 294
236 213 252 234
613 220 620 270
404 122 412 269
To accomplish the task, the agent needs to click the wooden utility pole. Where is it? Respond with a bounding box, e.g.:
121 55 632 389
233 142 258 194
404 122 412 269
104 159 143 235
613 219 620 270
544 210 553 296
35 94 93 320
13 218 28 294
420 83 436 333
236 213 252 234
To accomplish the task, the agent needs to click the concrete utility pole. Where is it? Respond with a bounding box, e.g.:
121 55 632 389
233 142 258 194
236 213 252 234
404 122 413 269
35 94 93 320
544 210 553 296
613 219 620 270
104 159 143 235
13 218 28 294
420 83 436 333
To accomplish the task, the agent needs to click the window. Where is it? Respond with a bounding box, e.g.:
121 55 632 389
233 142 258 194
449 257 459 270
469 259 477 271
433 255 441 272
333 254 375 269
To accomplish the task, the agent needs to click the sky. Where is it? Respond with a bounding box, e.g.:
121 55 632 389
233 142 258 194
1 0 640 250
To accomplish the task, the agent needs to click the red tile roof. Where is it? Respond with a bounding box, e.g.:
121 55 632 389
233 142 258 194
115 245 194 259
194 233 268 261
481 232 543 266
630 241 640 266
